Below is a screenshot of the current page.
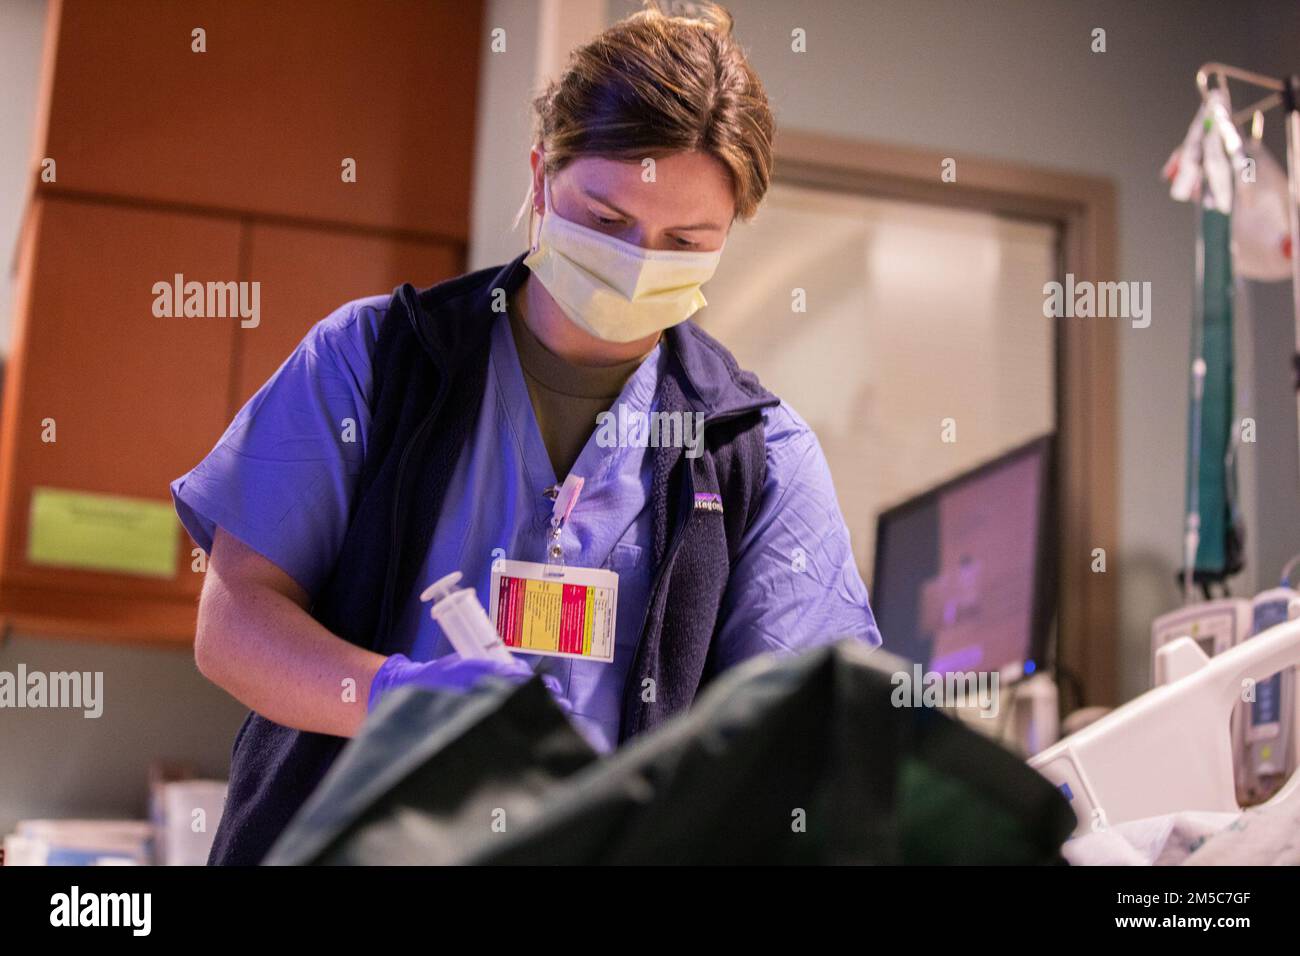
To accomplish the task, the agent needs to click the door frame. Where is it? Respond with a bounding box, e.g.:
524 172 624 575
774 129 1119 708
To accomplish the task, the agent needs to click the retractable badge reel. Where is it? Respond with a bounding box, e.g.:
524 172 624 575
545 474 584 573
488 474 620 663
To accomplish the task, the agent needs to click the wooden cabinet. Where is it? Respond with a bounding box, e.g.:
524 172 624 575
42 0 483 236
236 224 460 407
0 198 242 641
0 1 482 643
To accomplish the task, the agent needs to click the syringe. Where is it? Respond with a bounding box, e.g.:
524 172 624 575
419 572 516 663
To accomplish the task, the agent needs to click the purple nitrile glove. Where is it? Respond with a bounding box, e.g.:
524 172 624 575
367 652 573 714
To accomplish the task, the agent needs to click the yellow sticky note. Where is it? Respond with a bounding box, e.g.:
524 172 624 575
28 487 179 579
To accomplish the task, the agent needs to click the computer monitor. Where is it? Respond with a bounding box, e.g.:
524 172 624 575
871 435 1055 679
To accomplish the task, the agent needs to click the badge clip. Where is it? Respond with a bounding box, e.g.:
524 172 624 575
543 474 584 576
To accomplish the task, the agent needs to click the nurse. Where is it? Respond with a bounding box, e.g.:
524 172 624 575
172 0 881 865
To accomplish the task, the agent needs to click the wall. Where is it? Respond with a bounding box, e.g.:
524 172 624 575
0 0 47 352
0 635 249 830
470 0 608 268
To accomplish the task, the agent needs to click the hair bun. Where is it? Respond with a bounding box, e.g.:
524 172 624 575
656 1 735 36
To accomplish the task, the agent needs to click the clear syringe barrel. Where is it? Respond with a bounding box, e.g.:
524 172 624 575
428 587 514 663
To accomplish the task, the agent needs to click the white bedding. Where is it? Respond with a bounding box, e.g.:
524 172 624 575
1062 800 1300 865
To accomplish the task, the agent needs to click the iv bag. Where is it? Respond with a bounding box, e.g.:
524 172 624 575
1233 139 1292 282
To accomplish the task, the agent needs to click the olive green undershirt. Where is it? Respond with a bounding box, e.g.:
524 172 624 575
507 305 653 480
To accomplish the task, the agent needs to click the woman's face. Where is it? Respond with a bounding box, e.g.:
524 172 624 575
531 148 735 253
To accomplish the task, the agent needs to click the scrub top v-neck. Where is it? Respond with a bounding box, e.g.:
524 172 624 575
507 303 650 482
389 304 665 750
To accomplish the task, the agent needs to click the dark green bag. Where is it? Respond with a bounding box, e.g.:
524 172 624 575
267 642 1074 865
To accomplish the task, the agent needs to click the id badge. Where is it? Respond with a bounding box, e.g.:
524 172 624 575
489 559 618 663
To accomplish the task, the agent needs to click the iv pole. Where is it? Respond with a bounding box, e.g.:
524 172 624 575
1195 63 1300 491
1183 64 1300 602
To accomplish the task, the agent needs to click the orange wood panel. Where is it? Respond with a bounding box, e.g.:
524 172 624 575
234 223 461 407
0 585 206 648
0 196 241 628
41 0 484 238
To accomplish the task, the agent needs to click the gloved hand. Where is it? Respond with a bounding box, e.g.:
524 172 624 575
367 652 573 714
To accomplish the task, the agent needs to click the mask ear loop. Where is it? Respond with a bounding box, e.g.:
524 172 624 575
528 201 538 254
529 174 550 254
527 146 549 253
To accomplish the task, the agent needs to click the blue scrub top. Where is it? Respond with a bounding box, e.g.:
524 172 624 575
172 295 882 751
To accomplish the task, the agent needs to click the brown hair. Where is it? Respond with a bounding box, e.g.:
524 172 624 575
530 1 775 222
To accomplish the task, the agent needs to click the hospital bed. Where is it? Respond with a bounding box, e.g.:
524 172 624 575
1030 613 1300 861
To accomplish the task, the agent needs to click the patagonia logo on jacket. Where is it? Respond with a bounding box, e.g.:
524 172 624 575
694 492 724 514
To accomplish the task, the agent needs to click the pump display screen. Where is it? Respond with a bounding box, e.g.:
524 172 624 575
1250 600 1288 727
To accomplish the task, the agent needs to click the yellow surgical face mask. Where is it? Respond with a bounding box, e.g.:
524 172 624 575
523 176 724 344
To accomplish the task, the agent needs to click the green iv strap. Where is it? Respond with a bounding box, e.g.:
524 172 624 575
1186 208 1240 580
